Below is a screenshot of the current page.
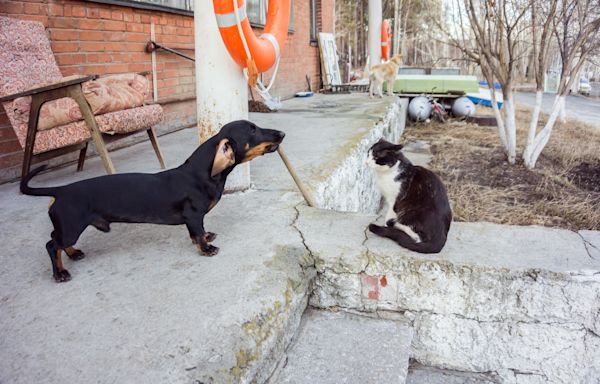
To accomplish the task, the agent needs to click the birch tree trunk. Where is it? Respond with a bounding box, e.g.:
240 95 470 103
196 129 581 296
523 90 543 162
502 90 517 164
524 95 565 168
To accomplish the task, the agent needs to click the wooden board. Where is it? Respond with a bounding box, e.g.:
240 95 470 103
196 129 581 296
318 33 341 87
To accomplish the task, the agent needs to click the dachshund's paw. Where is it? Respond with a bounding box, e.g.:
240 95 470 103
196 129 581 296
203 232 217 243
66 248 85 261
199 244 219 257
54 269 71 283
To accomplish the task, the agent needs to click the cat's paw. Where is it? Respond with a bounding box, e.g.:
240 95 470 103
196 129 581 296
368 223 383 234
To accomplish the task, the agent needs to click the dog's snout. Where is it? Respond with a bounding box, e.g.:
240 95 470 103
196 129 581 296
278 131 285 140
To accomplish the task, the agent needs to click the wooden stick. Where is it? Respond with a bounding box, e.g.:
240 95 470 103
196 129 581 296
277 146 316 207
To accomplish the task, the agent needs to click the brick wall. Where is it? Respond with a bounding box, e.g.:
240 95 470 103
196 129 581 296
0 0 334 182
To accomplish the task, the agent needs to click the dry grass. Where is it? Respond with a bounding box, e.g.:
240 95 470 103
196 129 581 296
403 105 600 230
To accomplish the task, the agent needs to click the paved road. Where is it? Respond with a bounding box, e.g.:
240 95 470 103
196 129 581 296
516 91 600 127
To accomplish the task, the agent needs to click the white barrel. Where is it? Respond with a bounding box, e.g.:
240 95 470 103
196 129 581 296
452 96 476 117
408 96 432 121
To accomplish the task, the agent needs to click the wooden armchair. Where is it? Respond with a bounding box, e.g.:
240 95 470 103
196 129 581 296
0 16 166 178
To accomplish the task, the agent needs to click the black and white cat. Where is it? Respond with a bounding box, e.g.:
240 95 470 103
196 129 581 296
366 138 452 253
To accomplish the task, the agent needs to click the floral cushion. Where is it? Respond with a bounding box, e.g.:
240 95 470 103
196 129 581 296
0 16 62 98
8 73 150 132
31 104 164 154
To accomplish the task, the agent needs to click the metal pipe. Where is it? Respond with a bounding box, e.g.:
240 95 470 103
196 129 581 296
145 41 195 62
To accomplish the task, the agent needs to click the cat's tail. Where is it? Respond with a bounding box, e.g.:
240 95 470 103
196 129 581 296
368 224 446 254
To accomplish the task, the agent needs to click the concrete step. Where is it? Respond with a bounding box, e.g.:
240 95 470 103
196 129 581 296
406 363 500 384
296 205 600 384
271 309 414 384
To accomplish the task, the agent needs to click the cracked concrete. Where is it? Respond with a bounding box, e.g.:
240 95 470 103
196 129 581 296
0 93 405 384
3 89 600 383
296 205 600 383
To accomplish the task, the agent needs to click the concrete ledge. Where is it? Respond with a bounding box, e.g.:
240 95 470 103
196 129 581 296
297 206 600 383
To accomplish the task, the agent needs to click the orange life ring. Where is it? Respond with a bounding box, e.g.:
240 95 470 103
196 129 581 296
381 19 391 61
214 0 290 77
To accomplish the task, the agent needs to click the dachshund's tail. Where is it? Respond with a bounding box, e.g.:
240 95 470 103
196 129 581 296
20 165 59 196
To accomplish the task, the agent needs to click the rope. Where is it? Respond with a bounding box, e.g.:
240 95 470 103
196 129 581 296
232 0 282 109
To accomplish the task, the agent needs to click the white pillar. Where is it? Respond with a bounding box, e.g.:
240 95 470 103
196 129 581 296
368 0 382 67
194 0 250 191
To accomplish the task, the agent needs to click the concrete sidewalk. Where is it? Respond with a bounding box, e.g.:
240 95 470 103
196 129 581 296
1 93 599 384
0 94 403 384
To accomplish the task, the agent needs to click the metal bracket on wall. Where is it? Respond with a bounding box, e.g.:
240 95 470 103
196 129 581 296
145 41 195 62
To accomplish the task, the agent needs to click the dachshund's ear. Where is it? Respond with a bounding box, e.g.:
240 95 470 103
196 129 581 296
212 138 236 177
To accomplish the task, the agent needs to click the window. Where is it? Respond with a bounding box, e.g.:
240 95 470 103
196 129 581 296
309 0 317 43
130 0 193 12
247 0 295 32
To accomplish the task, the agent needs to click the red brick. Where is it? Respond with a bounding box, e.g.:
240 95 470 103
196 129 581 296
0 152 23 169
86 7 101 18
0 2 24 14
126 33 146 42
23 2 42 15
55 53 85 65
99 8 111 19
50 17 79 29
123 11 135 22
104 42 125 51
161 25 177 35
20 15 49 26
0 127 17 142
50 29 78 41
51 41 78 53
60 67 80 76
79 42 105 52
104 20 125 31
72 5 86 17
48 3 64 16
128 63 150 72
79 19 103 30
111 10 123 20
86 53 112 63
126 23 145 33
104 31 126 41
80 30 104 40
0 140 23 153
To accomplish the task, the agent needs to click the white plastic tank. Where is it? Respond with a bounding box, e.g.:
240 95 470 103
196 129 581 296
452 96 476 117
408 96 432 121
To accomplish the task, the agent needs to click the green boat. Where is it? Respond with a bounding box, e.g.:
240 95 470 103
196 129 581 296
385 74 480 95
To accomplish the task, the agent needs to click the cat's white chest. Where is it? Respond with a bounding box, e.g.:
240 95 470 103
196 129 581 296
374 164 402 205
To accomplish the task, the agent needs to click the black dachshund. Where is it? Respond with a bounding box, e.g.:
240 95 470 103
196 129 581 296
21 120 285 282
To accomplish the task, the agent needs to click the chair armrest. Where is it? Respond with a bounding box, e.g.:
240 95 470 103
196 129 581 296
0 75 97 103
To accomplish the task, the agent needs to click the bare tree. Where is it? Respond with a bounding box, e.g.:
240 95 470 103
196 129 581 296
522 0 558 167
465 0 530 164
523 0 600 169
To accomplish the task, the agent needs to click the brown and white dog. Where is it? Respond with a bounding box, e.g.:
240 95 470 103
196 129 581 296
369 54 403 98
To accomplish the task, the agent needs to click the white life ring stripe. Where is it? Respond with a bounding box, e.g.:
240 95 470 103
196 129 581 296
260 33 280 61
216 2 247 28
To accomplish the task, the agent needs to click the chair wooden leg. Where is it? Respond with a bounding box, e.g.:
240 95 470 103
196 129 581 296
76 142 88 172
68 85 115 174
21 95 44 179
147 127 166 169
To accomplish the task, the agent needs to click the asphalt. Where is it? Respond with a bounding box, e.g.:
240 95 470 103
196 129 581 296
516 91 600 127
